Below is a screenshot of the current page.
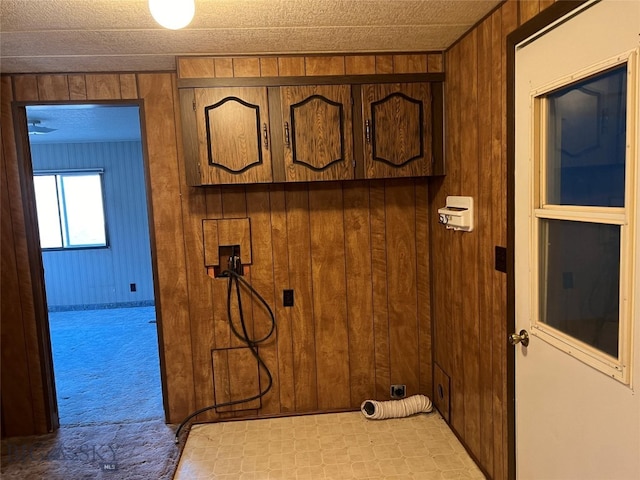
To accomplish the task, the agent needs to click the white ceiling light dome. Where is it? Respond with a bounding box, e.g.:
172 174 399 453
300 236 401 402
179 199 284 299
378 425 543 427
149 0 195 30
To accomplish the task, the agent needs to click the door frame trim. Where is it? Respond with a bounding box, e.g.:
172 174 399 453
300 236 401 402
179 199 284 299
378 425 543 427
506 1 589 478
10 99 168 431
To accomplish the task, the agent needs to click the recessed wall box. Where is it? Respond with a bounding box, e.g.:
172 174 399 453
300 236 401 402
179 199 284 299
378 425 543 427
438 196 474 232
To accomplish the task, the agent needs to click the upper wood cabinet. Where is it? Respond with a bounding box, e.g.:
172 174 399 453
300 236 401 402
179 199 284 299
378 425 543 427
279 85 354 182
181 87 273 185
179 79 443 186
361 83 433 178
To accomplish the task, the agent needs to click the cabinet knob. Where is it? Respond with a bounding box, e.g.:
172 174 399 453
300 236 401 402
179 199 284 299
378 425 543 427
263 123 269 150
284 122 291 149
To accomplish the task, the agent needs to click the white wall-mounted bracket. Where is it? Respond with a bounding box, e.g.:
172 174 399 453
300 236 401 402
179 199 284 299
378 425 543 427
437 196 474 232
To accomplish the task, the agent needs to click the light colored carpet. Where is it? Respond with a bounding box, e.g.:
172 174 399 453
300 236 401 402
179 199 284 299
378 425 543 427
48 306 164 426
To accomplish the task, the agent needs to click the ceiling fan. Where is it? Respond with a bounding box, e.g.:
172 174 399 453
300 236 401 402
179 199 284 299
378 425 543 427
28 120 57 135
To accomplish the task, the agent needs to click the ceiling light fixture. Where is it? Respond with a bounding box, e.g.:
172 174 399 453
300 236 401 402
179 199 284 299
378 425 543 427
28 120 57 135
149 0 195 30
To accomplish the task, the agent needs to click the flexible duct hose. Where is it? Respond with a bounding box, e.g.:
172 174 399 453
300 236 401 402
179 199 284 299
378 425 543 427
360 394 433 420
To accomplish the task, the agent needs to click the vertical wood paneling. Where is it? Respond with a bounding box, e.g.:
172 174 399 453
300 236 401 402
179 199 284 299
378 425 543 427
385 180 420 396
304 56 346 76
308 183 350 409
445 40 462 434
375 55 394 74
345 56 376 75
285 185 318 411
214 58 234 78
233 58 261 77
245 186 280 414
178 58 216 78
1 76 50 435
459 29 481 456
68 75 87 100
85 74 121 100
370 181 391 400
343 182 375 407
12 75 39 101
179 74 216 424
477 16 496 477
415 180 432 396
268 186 295 412
1 138 37 436
278 57 306 76
137 73 195 421
260 57 279 77
393 54 428 73
36 75 69 101
207 188 232 355
427 54 444 73
119 74 138 99
221 187 253 358
520 0 541 24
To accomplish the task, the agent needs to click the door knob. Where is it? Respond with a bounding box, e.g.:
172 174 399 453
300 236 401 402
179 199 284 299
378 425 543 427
508 329 529 347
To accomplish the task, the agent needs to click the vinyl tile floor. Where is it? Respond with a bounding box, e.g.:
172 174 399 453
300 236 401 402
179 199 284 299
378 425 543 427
174 411 485 480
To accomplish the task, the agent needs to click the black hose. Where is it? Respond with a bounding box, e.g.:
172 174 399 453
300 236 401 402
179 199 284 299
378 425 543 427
174 269 276 443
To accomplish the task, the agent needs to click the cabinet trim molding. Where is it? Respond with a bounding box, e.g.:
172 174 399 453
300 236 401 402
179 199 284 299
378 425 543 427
178 73 445 89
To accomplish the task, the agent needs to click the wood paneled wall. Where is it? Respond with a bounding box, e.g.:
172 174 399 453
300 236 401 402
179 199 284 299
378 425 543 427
1 53 436 437
431 1 557 479
178 53 444 78
1 77 54 436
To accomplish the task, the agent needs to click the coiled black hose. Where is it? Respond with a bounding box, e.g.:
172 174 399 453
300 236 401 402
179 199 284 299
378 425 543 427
174 269 276 443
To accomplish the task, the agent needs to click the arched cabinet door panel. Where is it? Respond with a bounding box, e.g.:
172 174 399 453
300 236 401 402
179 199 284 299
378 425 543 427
187 87 273 185
361 83 433 178
280 85 354 182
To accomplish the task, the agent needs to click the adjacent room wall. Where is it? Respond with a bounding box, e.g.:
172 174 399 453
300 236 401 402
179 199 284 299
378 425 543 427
31 141 154 310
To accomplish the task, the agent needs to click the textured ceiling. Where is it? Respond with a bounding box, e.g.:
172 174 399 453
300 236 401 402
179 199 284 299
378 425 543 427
26 105 142 145
1 0 502 74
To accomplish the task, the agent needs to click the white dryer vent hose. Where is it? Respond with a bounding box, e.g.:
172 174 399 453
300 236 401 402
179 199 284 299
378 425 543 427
360 394 433 420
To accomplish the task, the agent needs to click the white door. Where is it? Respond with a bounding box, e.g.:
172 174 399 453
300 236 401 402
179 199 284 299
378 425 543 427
514 1 640 479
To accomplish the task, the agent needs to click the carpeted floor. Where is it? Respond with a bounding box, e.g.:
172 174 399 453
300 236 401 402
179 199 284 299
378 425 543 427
1 306 181 479
48 306 164 426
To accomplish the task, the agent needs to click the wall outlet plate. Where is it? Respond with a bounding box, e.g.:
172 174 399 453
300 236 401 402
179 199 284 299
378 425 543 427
390 384 406 399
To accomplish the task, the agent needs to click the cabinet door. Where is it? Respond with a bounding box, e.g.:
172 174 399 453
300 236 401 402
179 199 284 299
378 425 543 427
193 87 272 184
361 83 432 178
280 85 354 182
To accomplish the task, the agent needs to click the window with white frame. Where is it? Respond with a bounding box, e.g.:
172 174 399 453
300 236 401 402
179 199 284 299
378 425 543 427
532 54 636 383
33 170 108 250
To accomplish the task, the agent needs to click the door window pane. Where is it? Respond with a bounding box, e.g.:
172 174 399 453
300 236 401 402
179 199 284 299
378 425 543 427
545 66 627 207
539 219 620 357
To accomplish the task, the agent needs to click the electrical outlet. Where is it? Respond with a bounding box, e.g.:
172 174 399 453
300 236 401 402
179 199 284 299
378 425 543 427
390 384 406 399
495 246 507 273
283 289 294 307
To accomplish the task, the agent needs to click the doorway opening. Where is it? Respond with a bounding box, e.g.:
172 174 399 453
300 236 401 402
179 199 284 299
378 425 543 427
25 103 164 426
